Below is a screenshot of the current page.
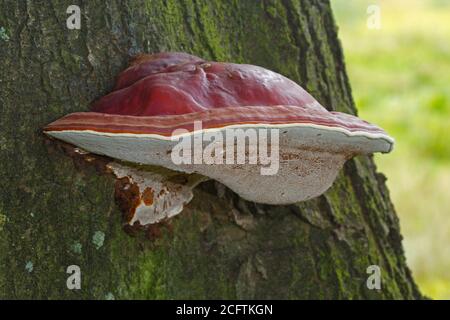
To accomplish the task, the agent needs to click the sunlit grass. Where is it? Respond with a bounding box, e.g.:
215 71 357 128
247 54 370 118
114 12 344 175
332 0 450 299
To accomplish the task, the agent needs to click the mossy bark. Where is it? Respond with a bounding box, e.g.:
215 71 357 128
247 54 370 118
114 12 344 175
0 0 421 299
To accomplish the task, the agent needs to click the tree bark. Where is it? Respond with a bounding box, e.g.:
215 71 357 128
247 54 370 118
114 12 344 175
0 0 421 299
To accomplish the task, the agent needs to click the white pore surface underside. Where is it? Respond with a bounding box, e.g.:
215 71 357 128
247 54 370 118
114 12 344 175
47 123 393 205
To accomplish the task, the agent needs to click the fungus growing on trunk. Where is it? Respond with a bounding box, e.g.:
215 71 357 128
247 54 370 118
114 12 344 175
44 52 393 225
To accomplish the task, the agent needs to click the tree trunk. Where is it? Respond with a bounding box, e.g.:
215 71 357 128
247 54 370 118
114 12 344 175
0 0 421 299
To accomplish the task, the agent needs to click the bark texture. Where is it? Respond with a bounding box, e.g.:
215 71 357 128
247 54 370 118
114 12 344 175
0 0 421 299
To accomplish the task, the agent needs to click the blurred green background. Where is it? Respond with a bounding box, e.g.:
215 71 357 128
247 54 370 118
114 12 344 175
331 0 449 299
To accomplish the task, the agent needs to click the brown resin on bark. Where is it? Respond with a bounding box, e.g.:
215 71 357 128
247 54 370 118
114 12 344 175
114 177 141 223
142 187 155 206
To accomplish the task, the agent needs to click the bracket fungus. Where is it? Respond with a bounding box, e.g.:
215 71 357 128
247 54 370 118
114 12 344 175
44 52 394 226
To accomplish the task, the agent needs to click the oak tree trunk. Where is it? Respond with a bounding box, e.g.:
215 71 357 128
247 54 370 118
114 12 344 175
0 0 421 299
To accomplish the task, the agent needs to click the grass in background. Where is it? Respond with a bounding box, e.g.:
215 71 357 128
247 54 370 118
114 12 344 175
331 0 450 299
